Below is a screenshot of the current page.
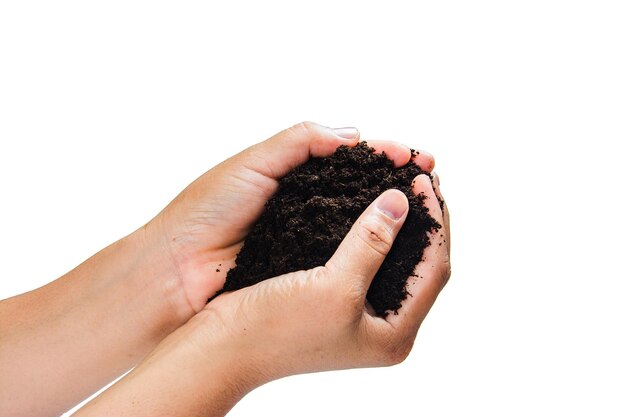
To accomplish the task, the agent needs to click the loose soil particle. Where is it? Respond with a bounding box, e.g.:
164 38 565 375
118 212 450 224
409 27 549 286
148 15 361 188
221 142 441 317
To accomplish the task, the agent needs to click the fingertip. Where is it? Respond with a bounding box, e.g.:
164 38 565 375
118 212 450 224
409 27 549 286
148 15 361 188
412 174 443 220
412 173 433 194
376 189 409 221
411 150 435 172
366 140 412 168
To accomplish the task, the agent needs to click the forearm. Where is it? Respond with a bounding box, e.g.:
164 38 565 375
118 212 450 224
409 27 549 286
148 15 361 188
73 311 255 417
0 225 193 417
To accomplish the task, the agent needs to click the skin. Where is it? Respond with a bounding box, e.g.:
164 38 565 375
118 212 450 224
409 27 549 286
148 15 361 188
0 122 449 417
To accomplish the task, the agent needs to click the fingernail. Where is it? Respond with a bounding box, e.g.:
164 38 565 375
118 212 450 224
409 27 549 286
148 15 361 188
376 190 408 220
333 127 359 140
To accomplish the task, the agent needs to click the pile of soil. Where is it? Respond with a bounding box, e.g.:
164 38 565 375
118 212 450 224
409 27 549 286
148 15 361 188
221 142 441 317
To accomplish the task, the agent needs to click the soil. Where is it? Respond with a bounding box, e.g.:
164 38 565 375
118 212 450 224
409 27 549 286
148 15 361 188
221 142 441 317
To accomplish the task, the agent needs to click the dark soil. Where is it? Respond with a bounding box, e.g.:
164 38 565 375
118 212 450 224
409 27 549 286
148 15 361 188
221 142 441 317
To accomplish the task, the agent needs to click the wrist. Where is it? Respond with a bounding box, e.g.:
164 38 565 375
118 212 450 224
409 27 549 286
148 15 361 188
123 223 196 340
190 309 272 393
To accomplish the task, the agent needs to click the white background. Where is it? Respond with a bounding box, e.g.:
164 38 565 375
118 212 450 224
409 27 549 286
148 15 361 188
1 1 625 416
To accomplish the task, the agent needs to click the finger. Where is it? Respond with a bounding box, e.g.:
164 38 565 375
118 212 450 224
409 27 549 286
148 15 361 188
230 121 360 180
432 171 440 188
325 189 409 292
411 173 448 288
432 172 451 255
385 174 450 329
411 149 435 172
365 140 412 168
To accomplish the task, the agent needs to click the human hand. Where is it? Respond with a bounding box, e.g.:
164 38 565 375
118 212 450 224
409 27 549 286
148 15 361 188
75 174 450 417
147 122 437 313
200 178 450 382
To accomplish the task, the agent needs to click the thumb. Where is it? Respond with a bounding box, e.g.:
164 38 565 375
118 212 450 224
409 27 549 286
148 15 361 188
325 189 409 290
231 121 359 180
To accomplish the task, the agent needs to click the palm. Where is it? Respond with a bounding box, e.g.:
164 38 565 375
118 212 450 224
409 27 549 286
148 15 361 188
195 164 281 252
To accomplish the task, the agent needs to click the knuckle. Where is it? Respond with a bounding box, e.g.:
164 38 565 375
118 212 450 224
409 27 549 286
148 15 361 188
320 268 364 318
281 121 324 150
289 120 317 137
244 149 281 182
444 266 452 287
357 218 394 257
437 257 452 289
374 334 414 366
388 341 413 365
341 282 367 317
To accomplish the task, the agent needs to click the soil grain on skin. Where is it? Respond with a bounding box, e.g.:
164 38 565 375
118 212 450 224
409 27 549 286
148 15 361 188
222 142 441 317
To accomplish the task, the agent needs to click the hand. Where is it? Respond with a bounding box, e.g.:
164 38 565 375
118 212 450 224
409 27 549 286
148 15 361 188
0 121 437 417
148 121 437 313
201 178 450 381
75 173 450 417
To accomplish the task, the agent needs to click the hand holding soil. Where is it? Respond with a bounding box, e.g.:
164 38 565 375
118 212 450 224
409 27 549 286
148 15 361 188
75 122 451 416
1 122 450 417
149 122 439 313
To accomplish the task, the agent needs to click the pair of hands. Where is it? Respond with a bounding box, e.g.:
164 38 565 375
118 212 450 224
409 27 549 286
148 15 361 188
77 122 451 415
